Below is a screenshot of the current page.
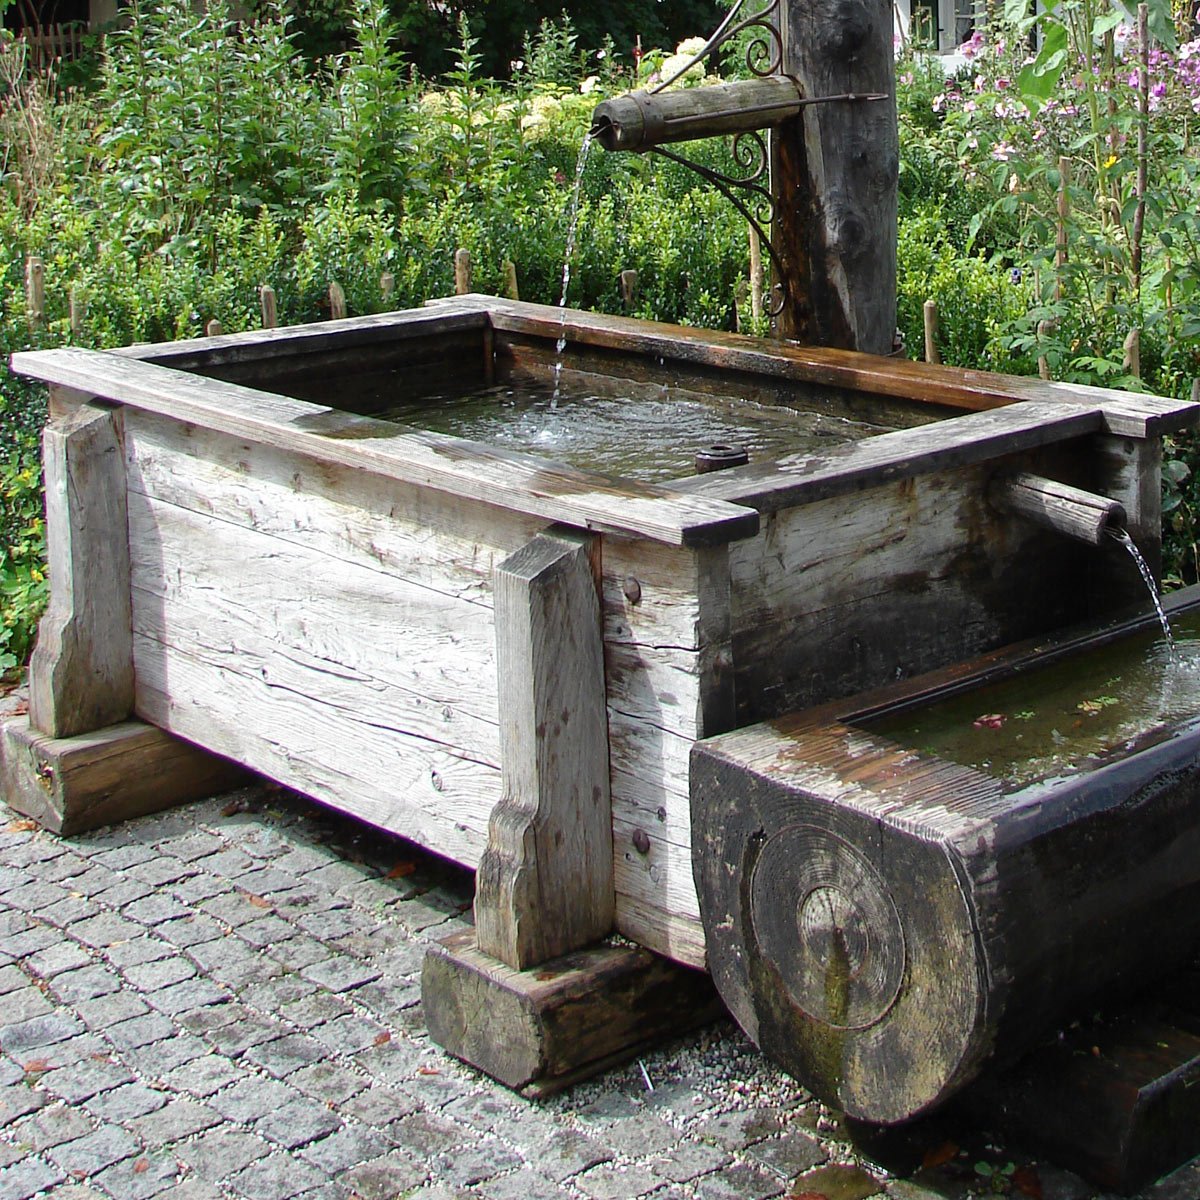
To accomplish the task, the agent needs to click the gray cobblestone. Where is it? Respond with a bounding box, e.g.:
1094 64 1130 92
1 986 54 1024
103 937 175 969
161 1054 249 1098
40 895 101 927
46 1125 141 1177
209 1075 295 1122
0 1013 84 1055
277 991 353 1029
300 955 380 992
288 1061 366 1105
576 1162 663 1199
242 1033 326 1078
340 1084 419 1130
8 1101 93 1150
0 1083 49 1127
300 1125 392 1173
229 1152 330 1200
0 1155 65 1200
40 1055 135 1104
48 965 122 1004
520 1128 615 1183
175 1128 272 1178
155 914 227 948
68 913 145 950
202 1012 288 1057
477 1169 573 1200
0 965 25 994
169 874 229 905
263 935 331 972
93 878 156 908
433 1140 526 1188
75 991 150 1030
121 957 197 992
123 856 195 887
168 833 225 862
93 1150 181 1200
104 1012 177 1052
650 1140 735 1184
123 1033 210 1076
141 977 231 1015
127 1096 221 1142
233 914 296 948
254 1097 343 1148
340 1151 427 1199
746 1129 827 1178
23 942 93 979
122 893 193 926
239 975 318 1011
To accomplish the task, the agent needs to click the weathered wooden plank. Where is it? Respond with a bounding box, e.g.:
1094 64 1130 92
468 297 1200 433
1 715 247 836
673 401 1107 513
476 529 613 969
123 410 543 610
127 495 499 865
29 404 134 739
422 929 722 1095
11 348 759 548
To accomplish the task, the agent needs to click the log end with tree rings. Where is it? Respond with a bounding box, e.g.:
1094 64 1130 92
690 726 989 1126
695 444 750 474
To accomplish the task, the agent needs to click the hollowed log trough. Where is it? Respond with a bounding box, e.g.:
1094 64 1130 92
6 295 1200 1115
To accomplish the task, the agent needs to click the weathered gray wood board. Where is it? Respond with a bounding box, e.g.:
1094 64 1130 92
476 529 613 969
422 929 724 1096
1 715 246 836
29 404 134 738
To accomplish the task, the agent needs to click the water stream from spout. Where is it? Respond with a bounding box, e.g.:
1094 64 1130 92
1111 527 1177 658
553 132 594 406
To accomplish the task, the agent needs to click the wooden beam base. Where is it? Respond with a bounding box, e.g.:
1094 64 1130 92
964 988 1200 1194
1 714 248 835
422 929 725 1097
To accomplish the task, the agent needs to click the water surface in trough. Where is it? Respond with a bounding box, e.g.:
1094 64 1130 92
375 381 881 483
861 608 1200 791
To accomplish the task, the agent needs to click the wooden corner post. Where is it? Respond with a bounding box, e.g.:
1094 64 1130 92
3 399 245 835
475 527 613 968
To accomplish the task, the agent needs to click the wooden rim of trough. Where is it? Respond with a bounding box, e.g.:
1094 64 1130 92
13 296 1199 541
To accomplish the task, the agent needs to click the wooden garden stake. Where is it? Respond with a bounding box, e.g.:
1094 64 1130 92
68 287 85 340
619 269 638 311
1131 4 1149 298
205 319 223 337
923 299 941 364
1123 328 1141 380
454 248 472 295
1037 319 1053 380
329 281 347 320
259 284 278 330
380 270 395 303
1192 378 1199 405
26 255 44 328
502 260 520 301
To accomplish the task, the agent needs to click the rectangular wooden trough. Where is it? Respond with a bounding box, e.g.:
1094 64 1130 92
6 294 1200 1107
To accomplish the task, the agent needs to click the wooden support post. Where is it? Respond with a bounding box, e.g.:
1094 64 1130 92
1193 378 1200 406
68 287 85 340
922 299 941 364
422 929 723 1097
1037 319 1053 380
328 281 347 321
205 319 223 337
770 0 897 350
29 404 134 739
1055 157 1070 301
1 715 247 837
619 269 638 312
380 270 395 304
26 255 44 328
502 260 520 301
259 284 278 330
475 528 613 969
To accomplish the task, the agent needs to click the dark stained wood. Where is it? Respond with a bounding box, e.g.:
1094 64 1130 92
1 715 248 836
691 586 1200 1124
475 529 613 969
966 1003 1200 1193
29 403 134 739
421 929 724 1095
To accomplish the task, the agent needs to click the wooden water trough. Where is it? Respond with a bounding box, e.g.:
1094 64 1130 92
5 294 1200 1121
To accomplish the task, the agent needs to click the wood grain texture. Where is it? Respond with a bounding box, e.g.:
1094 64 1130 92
475 529 613 969
422 929 723 1094
11 347 759 549
29 403 134 739
1 714 246 835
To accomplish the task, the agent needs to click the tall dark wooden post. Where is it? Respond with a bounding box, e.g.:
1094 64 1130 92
771 0 898 352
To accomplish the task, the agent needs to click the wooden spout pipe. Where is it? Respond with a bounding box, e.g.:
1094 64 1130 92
990 472 1126 546
590 78 805 153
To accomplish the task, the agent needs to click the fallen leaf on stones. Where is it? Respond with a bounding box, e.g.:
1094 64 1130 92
9 699 28 715
222 798 248 817
373 1031 391 1046
922 1141 959 1169
245 893 272 909
387 861 416 879
6 819 37 833
973 713 1006 729
788 1165 881 1200
417 1065 440 1075
23 1059 49 1075
133 1160 150 1175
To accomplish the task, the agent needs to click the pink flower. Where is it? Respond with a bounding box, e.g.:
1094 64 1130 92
932 93 946 112
996 76 1010 89
992 141 1015 161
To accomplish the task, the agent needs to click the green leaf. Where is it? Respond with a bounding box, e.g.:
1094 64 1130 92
1091 8 1126 38
1016 23 1068 111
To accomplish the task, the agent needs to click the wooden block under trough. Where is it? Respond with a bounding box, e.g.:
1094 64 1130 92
964 1000 1200 1194
0 714 248 835
422 928 725 1096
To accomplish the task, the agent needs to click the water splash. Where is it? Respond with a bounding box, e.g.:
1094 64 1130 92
553 132 594 406
1111 527 1177 658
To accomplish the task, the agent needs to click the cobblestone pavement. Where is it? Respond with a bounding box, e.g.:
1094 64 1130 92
2 768 1199 1200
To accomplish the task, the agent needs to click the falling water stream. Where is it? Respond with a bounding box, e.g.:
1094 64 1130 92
553 132 594 405
1112 527 1177 658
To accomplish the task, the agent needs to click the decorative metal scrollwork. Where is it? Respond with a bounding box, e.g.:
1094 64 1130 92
647 131 788 317
650 0 783 93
